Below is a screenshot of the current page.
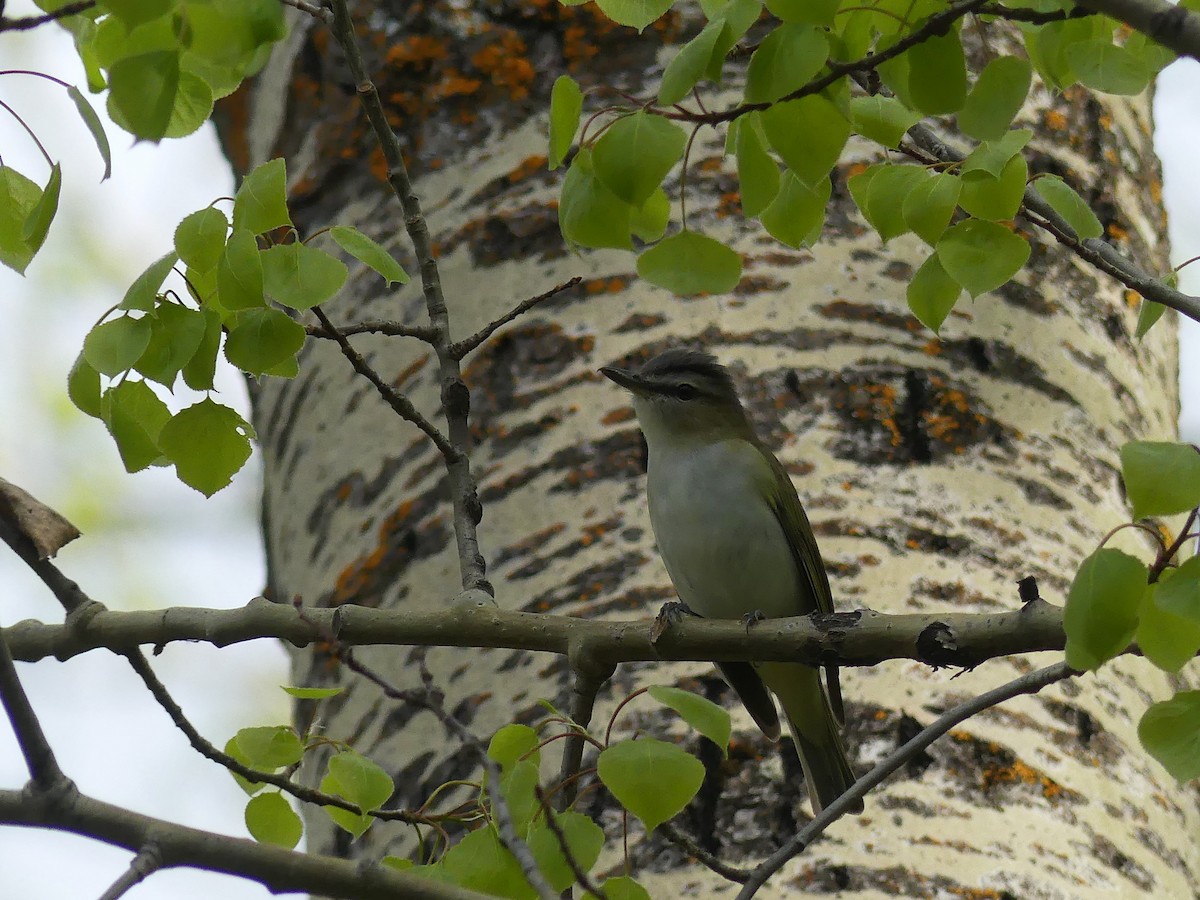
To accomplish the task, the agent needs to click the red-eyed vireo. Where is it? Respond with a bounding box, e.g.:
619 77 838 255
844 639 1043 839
601 348 862 816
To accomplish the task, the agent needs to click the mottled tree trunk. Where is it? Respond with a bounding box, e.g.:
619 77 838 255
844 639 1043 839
214 4 1197 895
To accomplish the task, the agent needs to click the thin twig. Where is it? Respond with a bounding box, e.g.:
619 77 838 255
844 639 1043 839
310 305 460 463
122 647 421 824
0 0 94 32
734 661 1077 899
306 319 439 342
97 845 162 900
0 620 67 791
279 0 333 21
0 514 90 613
328 0 490 595
448 277 583 359
659 821 751 883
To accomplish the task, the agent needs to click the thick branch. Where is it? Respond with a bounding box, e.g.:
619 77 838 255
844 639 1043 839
1077 0 1200 60
0 788 485 900
4 595 1069 668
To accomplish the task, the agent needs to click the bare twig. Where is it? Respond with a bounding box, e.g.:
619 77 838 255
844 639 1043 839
734 661 1077 899
97 845 162 900
328 0 490 595
0 0 94 32
0 620 67 791
0 513 90 614
449 277 584 360
279 0 333 21
310 305 460 463
975 3 1092 23
306 319 439 342
659 821 752 883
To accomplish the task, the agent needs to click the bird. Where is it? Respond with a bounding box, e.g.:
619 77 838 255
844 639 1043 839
600 347 862 816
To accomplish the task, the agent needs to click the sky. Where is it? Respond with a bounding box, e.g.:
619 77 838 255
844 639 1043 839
0 8 1198 900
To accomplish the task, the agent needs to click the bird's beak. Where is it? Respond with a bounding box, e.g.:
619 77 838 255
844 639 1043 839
599 365 647 395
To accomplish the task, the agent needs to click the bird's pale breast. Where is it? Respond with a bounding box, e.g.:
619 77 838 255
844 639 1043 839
647 438 805 621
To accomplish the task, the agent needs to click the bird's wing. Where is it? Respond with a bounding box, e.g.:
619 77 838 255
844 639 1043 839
715 661 781 741
761 447 845 725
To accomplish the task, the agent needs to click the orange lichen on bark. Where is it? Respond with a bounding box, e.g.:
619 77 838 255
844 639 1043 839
1044 109 1068 131
471 29 536 100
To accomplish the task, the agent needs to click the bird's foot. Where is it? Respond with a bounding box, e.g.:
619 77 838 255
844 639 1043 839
741 609 767 633
651 600 698 643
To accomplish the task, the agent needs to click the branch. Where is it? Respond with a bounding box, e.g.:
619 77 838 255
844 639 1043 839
0 788 487 900
0 0 94 32
310 306 461 463
1077 0 1200 60
97 845 161 900
901 123 1200 323
734 661 1077 899
449 277 584 360
306 319 439 342
0 620 67 791
328 0 491 596
4 594 1071 669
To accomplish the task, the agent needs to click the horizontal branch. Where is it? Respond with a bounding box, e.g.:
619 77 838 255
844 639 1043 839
4 595 1068 669
0 787 484 900
305 319 439 342
1077 0 1200 61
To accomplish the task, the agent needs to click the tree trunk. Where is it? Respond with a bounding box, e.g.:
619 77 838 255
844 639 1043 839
214 4 1198 895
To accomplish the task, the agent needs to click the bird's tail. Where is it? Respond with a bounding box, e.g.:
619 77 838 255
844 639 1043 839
758 661 863 816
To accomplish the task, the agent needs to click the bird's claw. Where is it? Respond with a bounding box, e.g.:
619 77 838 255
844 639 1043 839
651 600 698 643
742 609 767 633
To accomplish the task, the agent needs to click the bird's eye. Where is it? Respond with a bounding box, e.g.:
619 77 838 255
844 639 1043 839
676 383 697 401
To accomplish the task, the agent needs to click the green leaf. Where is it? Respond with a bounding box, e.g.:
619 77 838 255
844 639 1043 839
224 307 305 375
907 27 967 115
962 129 1033 178
1120 441 1200 519
281 685 344 699
1137 581 1200 673
160 68 214 140
902 171 961 245
223 736 265 795
325 751 394 812
761 94 850 188
1063 548 1146 671
704 0 762 80
765 0 837 25
736 116 781 217
744 23 828 104
498 758 541 835
559 149 633 251
84 316 153 375
1024 16 1106 91
234 725 305 769
601 876 653 900
549 75 583 168
182 307 222 391
134 302 208 386
439 827 529 896
936 219 1030 297
1138 691 1200 782
322 804 372 839
488 724 541 771
958 153 1027 222
100 0 176 27
631 189 670 243
0 165 43 274
527 812 605 892
245 792 303 849
233 157 291 235
68 354 102 419
648 685 732 756
597 738 704 832
68 84 112 180
22 164 61 254
218 228 266 311
595 0 674 31
175 208 229 272
658 18 725 106
908 253 963 333
329 226 409 285
637 231 742 296
760 172 828 248
107 50 180 141
848 95 920 149
261 242 348 310
958 56 1033 141
1031 175 1103 240
100 379 171 472
1067 40 1154 95
1135 300 1167 339
593 112 686 206
855 164 927 242
158 398 253 495
121 251 179 311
